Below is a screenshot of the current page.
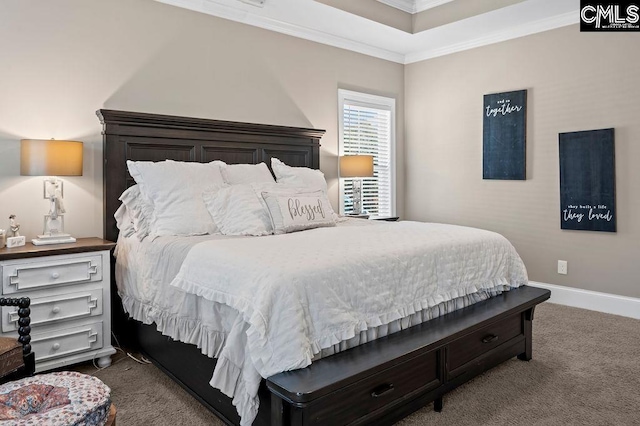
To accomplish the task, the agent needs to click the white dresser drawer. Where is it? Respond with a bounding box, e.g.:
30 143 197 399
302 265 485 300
2 254 102 295
31 322 104 363
1 289 103 332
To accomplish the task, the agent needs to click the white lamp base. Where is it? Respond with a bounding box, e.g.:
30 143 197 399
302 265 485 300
352 178 363 215
32 234 76 246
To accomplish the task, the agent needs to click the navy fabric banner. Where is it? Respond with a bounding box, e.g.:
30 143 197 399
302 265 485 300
559 128 616 232
483 90 527 180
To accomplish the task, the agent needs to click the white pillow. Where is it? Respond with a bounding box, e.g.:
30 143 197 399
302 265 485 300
117 185 154 240
220 162 274 185
261 189 336 234
127 160 225 238
271 158 327 192
114 204 135 238
203 183 274 236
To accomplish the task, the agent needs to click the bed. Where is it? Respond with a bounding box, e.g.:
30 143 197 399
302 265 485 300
98 109 550 426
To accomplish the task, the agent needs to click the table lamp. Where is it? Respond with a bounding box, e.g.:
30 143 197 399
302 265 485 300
20 139 83 245
339 155 374 215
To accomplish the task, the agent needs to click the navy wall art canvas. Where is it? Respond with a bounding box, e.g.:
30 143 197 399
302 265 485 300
483 89 527 180
559 128 616 232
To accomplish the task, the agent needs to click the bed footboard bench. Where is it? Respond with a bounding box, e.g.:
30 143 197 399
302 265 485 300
267 285 550 426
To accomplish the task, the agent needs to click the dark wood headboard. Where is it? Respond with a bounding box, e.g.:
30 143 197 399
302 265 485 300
97 109 324 244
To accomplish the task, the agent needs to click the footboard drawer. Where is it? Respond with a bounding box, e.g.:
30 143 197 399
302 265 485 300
267 287 550 426
307 350 439 426
447 313 522 376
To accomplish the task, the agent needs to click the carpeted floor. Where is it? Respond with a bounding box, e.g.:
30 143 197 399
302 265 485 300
75 303 640 425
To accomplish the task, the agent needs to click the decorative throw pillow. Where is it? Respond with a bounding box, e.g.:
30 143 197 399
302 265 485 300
261 189 336 234
113 204 134 238
203 183 275 236
220 162 275 185
127 160 225 238
271 158 327 192
116 184 154 240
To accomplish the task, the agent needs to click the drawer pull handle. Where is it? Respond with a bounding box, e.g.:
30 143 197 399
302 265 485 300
482 334 498 344
51 272 60 279
371 383 395 398
9 272 19 286
52 343 61 351
52 306 61 314
89 298 98 310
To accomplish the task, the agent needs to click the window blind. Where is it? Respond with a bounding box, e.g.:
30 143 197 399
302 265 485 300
339 93 395 217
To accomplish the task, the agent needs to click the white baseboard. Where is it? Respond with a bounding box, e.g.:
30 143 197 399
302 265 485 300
528 281 640 320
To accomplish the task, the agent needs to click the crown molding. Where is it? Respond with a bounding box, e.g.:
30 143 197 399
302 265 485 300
155 0 578 66
415 0 455 13
405 11 578 64
157 0 406 63
238 0 265 6
376 0 455 14
237 10 407 63
376 0 416 14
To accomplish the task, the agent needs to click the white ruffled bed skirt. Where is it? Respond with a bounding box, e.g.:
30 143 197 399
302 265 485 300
120 286 513 425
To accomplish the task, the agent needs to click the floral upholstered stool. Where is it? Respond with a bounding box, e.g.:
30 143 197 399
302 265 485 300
0 371 112 425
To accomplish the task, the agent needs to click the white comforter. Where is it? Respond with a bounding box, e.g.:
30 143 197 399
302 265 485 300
169 221 528 425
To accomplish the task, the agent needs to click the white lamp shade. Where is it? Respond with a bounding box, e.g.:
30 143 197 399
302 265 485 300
339 155 374 178
21 139 83 176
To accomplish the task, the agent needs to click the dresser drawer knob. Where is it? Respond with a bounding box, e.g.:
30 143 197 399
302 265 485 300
371 383 395 398
52 306 61 314
52 343 61 351
51 272 60 279
482 334 499 344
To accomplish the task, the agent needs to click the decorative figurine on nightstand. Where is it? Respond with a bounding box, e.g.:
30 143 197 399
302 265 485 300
6 215 26 248
8 215 20 237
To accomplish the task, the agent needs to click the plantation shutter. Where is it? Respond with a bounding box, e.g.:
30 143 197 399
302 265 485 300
340 93 394 217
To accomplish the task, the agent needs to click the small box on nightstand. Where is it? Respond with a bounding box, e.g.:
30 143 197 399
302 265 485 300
6 236 26 248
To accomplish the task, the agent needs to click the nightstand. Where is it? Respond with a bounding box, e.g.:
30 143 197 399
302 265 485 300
0 238 116 373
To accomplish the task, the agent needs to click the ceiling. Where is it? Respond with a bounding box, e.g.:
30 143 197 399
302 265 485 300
154 0 579 64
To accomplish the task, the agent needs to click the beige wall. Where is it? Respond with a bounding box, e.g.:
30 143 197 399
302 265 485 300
0 0 404 241
3 2 636 300
405 25 640 298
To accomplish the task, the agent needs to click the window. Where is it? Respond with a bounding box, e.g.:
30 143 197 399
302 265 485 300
338 89 396 217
